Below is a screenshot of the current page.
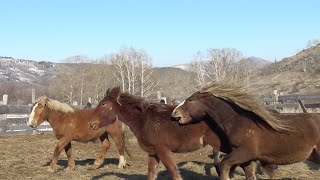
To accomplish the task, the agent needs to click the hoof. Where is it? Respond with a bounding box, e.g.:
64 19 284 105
65 166 75 172
47 167 57 173
94 160 103 168
118 156 127 169
117 162 127 169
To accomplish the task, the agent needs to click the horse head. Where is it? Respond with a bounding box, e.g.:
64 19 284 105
171 91 212 124
89 87 122 130
27 97 50 128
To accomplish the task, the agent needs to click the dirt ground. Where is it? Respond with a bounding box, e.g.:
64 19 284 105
0 132 319 180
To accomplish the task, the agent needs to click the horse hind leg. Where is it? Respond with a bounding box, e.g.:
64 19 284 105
65 142 75 171
94 133 110 168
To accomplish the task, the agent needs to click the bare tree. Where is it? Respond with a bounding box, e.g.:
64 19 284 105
190 48 243 87
306 39 320 49
189 51 208 87
110 47 158 98
137 50 158 98
110 52 127 91
206 48 243 82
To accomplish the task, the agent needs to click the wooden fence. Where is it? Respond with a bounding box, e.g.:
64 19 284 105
0 105 52 136
1 91 319 136
261 91 320 113
0 104 92 136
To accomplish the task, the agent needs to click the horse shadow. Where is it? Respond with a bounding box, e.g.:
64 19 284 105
42 158 121 169
305 160 320 170
91 161 219 180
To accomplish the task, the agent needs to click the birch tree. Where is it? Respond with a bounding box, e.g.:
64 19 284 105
190 48 243 87
110 47 158 98
189 51 208 87
207 48 243 82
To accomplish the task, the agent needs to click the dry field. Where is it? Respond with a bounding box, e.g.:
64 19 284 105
0 133 319 180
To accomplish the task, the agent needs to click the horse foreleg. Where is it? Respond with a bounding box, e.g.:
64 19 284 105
213 150 254 179
220 147 255 180
64 142 75 171
240 161 257 180
110 131 126 168
48 138 70 173
260 163 277 180
147 154 160 180
156 147 182 180
94 133 110 168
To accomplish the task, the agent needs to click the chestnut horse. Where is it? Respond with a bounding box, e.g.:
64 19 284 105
171 83 320 180
88 87 262 180
27 97 130 172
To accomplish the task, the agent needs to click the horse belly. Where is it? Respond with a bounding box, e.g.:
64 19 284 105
171 136 205 153
262 148 314 165
73 129 104 142
259 135 316 165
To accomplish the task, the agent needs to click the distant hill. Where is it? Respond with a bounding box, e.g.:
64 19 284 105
242 56 271 68
2 44 320 104
172 56 270 72
250 44 320 94
152 67 196 101
0 56 58 85
172 63 189 70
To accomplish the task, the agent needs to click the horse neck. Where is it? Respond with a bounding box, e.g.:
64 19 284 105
205 97 239 133
46 109 65 129
117 106 146 138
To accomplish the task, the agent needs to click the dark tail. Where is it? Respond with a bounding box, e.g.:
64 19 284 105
121 123 132 158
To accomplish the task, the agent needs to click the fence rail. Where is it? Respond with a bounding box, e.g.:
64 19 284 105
1 92 320 136
0 105 53 136
262 92 320 113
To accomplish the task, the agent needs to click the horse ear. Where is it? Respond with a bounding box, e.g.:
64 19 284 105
105 88 111 96
108 87 121 99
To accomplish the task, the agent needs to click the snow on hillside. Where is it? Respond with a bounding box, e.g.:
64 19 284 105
0 56 56 83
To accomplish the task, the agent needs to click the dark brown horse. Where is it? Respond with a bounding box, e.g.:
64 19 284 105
88 87 262 180
171 83 320 180
27 97 130 172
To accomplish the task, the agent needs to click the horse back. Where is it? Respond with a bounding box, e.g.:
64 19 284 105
55 108 106 142
143 104 216 153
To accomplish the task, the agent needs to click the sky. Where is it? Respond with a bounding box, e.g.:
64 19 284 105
0 1 319 67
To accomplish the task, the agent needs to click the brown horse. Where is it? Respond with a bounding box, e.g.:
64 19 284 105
27 97 130 172
88 87 262 180
171 83 320 180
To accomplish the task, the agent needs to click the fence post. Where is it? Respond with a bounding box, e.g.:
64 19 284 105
31 88 35 103
297 100 307 113
3 94 8 105
273 90 278 103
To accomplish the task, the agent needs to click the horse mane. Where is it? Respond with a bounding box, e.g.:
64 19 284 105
118 92 165 113
35 97 75 113
199 82 292 132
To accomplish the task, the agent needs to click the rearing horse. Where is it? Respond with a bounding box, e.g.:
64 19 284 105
172 83 320 180
27 97 130 172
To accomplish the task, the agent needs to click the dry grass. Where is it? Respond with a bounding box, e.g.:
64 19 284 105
0 133 319 180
